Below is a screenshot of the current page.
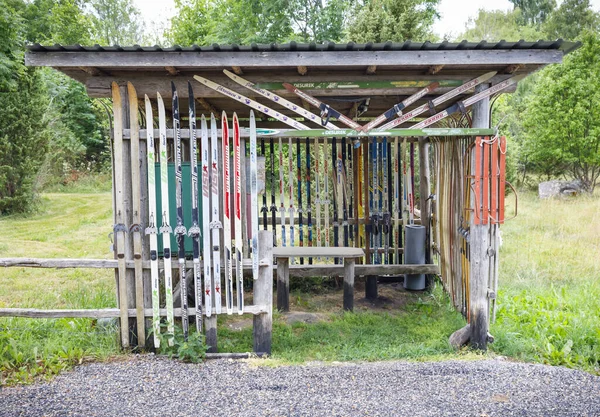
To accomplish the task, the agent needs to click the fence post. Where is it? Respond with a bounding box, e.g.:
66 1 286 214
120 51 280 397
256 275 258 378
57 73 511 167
254 230 273 354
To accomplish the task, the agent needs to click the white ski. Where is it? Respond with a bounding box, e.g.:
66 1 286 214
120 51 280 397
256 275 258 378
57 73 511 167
278 137 286 247
157 92 174 346
144 94 160 347
233 113 244 314
210 114 223 314
193 75 311 131
221 112 234 314
288 137 295 262
249 111 259 280
223 70 340 130
201 115 213 316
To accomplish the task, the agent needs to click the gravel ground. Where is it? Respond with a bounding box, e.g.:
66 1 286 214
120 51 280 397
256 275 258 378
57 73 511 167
1 355 599 417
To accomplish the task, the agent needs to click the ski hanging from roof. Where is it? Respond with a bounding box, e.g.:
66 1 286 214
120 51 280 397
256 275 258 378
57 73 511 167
157 92 174 346
223 70 340 130
144 94 161 348
193 75 311 131
172 82 189 341
187 82 203 331
210 114 223 314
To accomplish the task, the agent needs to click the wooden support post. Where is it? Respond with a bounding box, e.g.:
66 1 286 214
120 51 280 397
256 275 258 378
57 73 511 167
205 315 217 353
343 258 355 311
469 83 491 350
276 258 290 312
254 230 274 355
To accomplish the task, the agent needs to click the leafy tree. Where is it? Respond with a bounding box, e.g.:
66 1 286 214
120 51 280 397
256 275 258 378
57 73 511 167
89 0 144 45
288 0 348 43
520 32 600 192
458 8 543 42
543 0 600 40
346 0 440 43
510 0 556 26
168 0 212 45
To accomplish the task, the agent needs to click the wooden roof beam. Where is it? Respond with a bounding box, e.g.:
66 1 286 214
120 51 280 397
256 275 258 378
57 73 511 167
165 66 179 75
79 66 108 76
196 97 221 119
504 64 523 74
297 66 308 75
231 66 243 75
366 65 377 75
427 64 444 75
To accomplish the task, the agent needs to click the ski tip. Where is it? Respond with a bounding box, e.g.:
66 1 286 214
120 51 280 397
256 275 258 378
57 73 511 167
192 74 206 84
429 81 440 91
188 80 194 95
223 68 234 77
221 110 227 121
481 71 498 82
171 80 176 90
282 82 295 92
126 81 136 95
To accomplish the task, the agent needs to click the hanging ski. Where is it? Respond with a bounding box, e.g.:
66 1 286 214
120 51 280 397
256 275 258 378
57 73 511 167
223 70 340 130
127 83 145 346
270 139 277 247
360 82 440 132
250 111 259 281
210 114 223 314
305 137 313 264
233 113 244 314
144 94 161 347
221 112 234 314
193 75 311 131
200 115 213 317
187 83 203 331
157 92 174 345
377 72 497 131
111 83 129 348
172 82 188 341
296 138 304 264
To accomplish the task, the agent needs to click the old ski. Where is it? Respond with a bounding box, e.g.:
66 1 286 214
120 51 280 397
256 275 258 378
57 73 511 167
269 139 277 247
288 137 295 258
250 111 259 280
315 138 322 252
278 138 287 247
261 139 268 230
200 115 213 316
210 114 223 313
233 113 244 314
297 138 304 264
306 137 313 264
221 112 234 314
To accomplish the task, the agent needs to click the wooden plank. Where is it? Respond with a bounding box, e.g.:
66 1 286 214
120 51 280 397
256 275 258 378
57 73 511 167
343 258 355 311
26 50 564 68
276 258 290 312
273 246 364 258
287 263 439 277
0 305 269 319
253 230 273 354
469 83 491 351
79 66 108 76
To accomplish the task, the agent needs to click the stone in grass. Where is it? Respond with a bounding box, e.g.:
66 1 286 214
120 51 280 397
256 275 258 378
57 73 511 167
538 180 583 199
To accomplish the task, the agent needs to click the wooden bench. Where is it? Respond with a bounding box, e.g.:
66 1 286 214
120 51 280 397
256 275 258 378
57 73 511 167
272 247 365 312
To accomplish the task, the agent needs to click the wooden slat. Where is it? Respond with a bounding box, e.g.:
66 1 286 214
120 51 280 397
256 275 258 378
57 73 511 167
288 263 440 278
27 50 563 68
0 305 269 319
273 246 364 258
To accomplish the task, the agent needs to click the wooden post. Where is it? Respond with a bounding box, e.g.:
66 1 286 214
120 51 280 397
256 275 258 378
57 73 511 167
470 84 491 350
418 138 432 288
254 230 273 355
205 315 217 353
276 258 290 312
343 258 355 311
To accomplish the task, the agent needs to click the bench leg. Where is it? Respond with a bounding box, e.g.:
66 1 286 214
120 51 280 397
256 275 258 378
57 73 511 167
365 276 378 300
276 258 289 312
343 258 355 312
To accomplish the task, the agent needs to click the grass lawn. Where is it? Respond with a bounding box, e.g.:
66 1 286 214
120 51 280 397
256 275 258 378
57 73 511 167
1 190 598 384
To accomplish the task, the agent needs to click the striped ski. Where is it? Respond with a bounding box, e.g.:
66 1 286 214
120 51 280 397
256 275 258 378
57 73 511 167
193 75 311 130
186 83 203 332
377 71 497 131
111 83 129 348
223 70 340 130
250 111 259 280
144 94 161 347
288 137 295 260
269 139 277 246
315 138 322 252
261 139 268 231
200 115 213 316
210 114 223 313
323 138 330 254
127 82 145 345
233 113 244 314
278 138 287 247
172 82 188 341
157 92 174 345
297 138 304 264
413 75 527 129
306 137 313 264
221 112 234 314
360 82 440 132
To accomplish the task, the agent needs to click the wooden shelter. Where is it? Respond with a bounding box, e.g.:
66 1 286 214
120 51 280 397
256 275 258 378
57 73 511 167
5 40 578 352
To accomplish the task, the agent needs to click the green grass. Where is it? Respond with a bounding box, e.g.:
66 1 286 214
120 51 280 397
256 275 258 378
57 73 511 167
1 190 599 384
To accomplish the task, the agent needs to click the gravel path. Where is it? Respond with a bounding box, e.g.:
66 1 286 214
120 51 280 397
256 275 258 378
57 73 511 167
1 355 599 417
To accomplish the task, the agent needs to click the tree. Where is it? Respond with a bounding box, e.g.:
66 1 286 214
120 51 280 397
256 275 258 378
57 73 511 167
346 0 439 43
288 0 349 43
458 8 543 42
520 32 600 192
510 0 556 26
543 0 600 40
89 0 144 45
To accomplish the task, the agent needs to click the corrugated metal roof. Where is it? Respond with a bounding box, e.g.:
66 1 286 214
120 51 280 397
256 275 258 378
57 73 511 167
26 39 581 55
